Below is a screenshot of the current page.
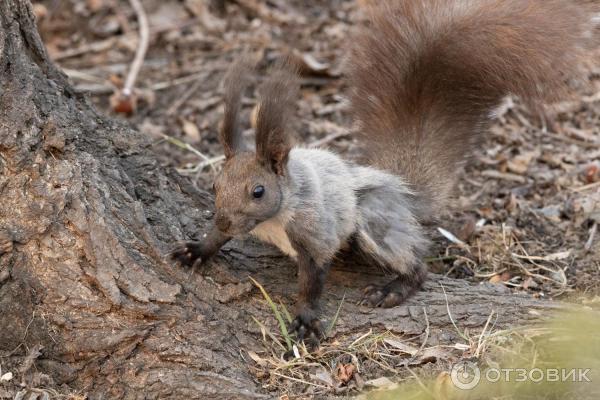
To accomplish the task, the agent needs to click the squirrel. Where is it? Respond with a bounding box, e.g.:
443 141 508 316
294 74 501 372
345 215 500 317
172 0 586 344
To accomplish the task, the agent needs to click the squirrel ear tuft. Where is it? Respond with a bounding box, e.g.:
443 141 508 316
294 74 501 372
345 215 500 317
255 59 298 175
219 59 254 159
263 129 291 176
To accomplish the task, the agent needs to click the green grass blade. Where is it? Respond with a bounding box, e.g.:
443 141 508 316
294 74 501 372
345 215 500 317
279 301 293 324
249 276 293 350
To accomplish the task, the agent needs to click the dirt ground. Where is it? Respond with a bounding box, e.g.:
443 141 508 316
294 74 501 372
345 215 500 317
4 0 599 397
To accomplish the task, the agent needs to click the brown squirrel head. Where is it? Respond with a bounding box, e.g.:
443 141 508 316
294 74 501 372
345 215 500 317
212 60 298 236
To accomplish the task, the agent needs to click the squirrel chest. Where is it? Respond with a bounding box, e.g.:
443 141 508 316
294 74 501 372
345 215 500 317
250 210 298 259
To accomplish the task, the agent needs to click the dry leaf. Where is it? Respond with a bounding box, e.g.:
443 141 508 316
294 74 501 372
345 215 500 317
584 163 599 183
310 367 334 387
408 346 451 366
543 250 571 261
383 338 419 355
453 343 471 351
87 0 106 12
457 217 477 242
537 205 562 222
504 193 518 213
148 3 188 28
489 271 511 284
507 150 538 175
110 91 137 115
481 169 526 183
185 0 226 32
336 363 356 384
293 50 331 76
181 119 201 142
477 206 495 220
138 119 164 140
109 74 124 88
247 351 267 367
33 3 48 19
522 277 538 290
364 376 395 388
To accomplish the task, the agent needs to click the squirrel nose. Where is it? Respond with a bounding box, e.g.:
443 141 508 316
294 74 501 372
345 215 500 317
215 212 231 232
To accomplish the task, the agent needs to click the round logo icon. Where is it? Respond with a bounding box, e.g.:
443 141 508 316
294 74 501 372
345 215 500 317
451 361 481 390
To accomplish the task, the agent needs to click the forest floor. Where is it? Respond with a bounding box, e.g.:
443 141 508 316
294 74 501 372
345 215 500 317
4 0 598 398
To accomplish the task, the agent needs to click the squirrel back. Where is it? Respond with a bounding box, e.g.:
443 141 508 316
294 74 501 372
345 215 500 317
348 0 587 219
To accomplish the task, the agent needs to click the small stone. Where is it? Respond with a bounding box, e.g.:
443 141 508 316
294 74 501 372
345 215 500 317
0 372 13 382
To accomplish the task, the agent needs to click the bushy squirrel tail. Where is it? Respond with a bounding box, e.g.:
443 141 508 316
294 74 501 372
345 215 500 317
348 0 587 219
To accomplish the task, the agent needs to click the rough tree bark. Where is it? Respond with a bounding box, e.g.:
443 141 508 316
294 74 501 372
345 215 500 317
0 1 561 398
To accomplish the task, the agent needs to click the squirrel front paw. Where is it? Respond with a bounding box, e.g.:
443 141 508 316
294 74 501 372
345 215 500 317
290 307 324 349
170 241 215 268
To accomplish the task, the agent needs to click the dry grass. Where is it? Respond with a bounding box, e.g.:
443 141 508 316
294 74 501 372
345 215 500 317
438 222 573 296
245 277 527 397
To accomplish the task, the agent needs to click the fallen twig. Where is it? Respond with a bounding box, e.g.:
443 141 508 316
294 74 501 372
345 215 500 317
572 181 600 193
161 134 219 174
440 283 469 342
475 310 496 358
151 71 211 91
406 307 430 365
481 169 526 184
122 0 149 98
309 129 351 148
585 222 597 252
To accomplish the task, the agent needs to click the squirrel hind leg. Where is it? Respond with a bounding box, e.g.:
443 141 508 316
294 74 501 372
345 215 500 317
355 221 429 307
354 183 430 272
354 183 430 307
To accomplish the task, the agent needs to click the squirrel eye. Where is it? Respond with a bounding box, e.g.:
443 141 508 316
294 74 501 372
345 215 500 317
252 185 265 199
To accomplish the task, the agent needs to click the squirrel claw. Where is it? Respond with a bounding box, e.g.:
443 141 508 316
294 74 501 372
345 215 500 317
290 311 323 349
169 241 204 268
361 283 405 308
